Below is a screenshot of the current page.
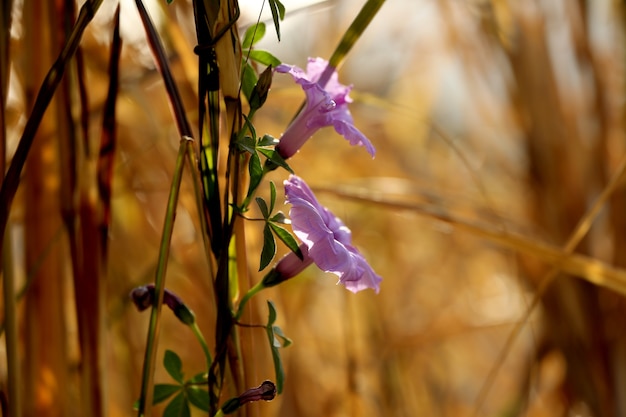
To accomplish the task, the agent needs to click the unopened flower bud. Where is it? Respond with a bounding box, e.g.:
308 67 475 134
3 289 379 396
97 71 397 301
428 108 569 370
129 284 196 325
221 380 277 414
262 245 312 288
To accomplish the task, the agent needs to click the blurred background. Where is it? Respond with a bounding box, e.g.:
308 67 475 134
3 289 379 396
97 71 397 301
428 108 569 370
2 0 626 416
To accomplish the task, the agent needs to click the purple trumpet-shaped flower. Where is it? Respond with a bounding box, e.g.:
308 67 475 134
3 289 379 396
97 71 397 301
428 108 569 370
277 175 382 293
274 57 375 159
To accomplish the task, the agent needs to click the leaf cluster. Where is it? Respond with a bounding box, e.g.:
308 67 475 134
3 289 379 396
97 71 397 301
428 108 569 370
135 350 211 417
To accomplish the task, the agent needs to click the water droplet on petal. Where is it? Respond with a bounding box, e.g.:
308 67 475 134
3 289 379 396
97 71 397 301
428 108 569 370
321 99 336 112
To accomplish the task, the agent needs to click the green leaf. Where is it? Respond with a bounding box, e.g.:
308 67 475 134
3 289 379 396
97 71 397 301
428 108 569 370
248 50 282 67
258 134 277 147
164 350 184 384
241 62 258 104
258 148 293 173
188 372 208 384
269 181 277 213
260 224 276 271
153 384 182 404
267 300 277 325
242 22 266 49
235 135 256 154
269 212 287 224
186 387 211 412
256 197 270 219
265 301 285 393
247 152 263 198
269 222 303 259
273 325 293 348
243 114 257 141
163 391 190 417
221 397 242 414
268 0 286 40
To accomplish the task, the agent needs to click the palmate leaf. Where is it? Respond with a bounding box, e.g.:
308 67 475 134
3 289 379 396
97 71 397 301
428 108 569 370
242 22 266 49
269 222 302 260
269 181 277 213
268 0 286 40
247 50 281 67
153 384 182 404
260 224 276 271
235 135 256 154
243 114 258 140
258 148 293 174
256 197 270 219
265 301 287 393
131 384 181 410
164 350 184 384
247 152 263 198
258 134 277 147
163 391 190 417
273 325 292 348
186 387 210 412
269 212 287 224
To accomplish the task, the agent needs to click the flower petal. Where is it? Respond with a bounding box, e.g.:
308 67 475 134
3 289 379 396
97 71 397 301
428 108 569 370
284 175 382 293
276 58 375 158
332 118 376 157
305 57 351 102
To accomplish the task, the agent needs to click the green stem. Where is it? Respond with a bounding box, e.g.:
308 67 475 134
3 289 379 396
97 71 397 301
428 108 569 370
288 0 387 132
190 321 213 369
137 137 191 417
185 143 216 278
234 281 265 320
322 0 387 84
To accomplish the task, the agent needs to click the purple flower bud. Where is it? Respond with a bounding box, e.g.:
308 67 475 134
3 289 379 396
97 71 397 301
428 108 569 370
221 380 276 414
129 284 196 325
130 285 154 311
262 244 314 287
238 380 277 404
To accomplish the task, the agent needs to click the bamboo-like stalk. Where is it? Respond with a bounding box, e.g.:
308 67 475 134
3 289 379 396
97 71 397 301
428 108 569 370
0 0 104 262
0 0 18 416
21 1 70 416
54 0 108 415
465 4 621 415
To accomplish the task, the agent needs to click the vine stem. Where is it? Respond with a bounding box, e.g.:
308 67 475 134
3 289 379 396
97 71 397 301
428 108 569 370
137 137 193 417
190 321 213 369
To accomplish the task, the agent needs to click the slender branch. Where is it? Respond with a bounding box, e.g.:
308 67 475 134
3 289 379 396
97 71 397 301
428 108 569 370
137 137 192 417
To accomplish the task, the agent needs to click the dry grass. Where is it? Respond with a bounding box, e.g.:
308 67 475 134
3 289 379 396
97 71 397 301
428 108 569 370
2 0 626 416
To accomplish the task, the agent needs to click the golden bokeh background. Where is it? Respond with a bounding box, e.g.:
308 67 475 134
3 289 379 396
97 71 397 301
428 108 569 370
3 0 626 416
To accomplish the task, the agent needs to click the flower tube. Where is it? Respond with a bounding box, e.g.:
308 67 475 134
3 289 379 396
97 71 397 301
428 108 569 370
275 57 375 159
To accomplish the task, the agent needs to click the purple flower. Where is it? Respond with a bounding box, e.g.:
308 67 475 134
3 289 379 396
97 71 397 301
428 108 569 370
282 175 382 293
274 57 375 159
